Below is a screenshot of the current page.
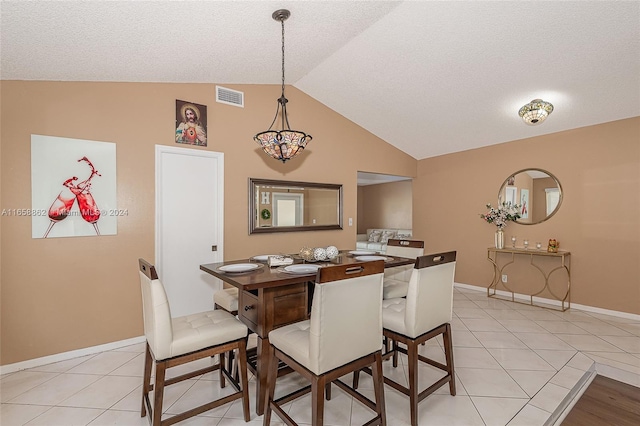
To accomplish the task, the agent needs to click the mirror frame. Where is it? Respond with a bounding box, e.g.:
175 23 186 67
498 168 563 225
249 178 343 234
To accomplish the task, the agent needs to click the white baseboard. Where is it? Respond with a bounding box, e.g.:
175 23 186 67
454 282 640 322
0 335 146 375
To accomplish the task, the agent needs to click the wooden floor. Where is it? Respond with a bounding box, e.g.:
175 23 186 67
562 375 640 426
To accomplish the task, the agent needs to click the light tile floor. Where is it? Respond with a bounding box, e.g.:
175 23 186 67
2 287 639 426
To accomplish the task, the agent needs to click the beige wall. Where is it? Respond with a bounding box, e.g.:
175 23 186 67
357 186 365 232
357 180 413 233
0 81 416 365
413 117 640 315
304 189 339 226
2 80 638 366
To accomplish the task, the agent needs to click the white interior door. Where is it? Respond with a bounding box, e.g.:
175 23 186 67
273 192 303 226
155 145 224 317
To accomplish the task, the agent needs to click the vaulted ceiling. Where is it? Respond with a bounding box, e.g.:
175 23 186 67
2 1 638 160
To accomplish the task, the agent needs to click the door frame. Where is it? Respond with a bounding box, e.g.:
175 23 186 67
155 145 224 314
272 192 304 226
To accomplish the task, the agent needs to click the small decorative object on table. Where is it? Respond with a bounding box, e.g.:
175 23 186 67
480 202 521 249
313 247 327 261
300 246 339 261
267 255 294 267
536 242 542 250
547 239 559 253
523 239 529 249
299 247 315 261
325 245 339 260
495 229 505 250
511 236 517 248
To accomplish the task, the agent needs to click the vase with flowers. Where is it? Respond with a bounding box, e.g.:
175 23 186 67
480 202 521 249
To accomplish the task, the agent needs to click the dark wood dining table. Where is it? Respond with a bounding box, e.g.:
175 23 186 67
200 251 415 415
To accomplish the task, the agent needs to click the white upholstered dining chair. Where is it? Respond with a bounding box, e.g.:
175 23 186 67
263 261 387 426
212 286 241 377
213 286 239 315
354 251 457 426
138 258 251 426
383 239 425 299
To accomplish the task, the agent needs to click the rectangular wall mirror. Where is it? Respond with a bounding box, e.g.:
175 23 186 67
249 178 343 234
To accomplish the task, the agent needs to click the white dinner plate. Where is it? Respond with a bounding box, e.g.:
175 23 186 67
282 264 321 274
349 250 377 255
251 255 279 261
355 255 389 262
218 263 262 273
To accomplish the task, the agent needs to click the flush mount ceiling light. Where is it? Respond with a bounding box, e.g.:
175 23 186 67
254 9 312 163
518 99 554 125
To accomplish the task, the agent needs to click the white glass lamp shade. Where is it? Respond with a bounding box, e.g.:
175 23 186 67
254 130 310 163
518 99 554 125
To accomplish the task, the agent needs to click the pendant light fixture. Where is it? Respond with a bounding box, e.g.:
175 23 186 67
518 99 554 125
254 9 312 163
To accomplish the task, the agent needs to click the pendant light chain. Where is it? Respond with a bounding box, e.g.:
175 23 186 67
281 17 286 97
279 16 287 130
253 9 312 163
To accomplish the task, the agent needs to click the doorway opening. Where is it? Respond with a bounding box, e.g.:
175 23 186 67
356 171 413 236
272 192 304 226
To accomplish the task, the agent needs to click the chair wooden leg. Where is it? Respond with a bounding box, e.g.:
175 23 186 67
407 341 418 426
311 375 326 426
153 360 167 426
219 352 226 388
352 369 360 389
443 323 456 395
385 336 392 353
237 339 251 422
262 344 279 426
325 382 332 400
371 351 387 426
232 348 239 382
141 342 153 417
392 340 399 368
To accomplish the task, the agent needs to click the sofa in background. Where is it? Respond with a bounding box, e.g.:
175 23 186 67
356 228 413 253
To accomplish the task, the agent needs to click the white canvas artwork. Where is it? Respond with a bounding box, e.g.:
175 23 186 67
31 135 118 238
520 188 529 219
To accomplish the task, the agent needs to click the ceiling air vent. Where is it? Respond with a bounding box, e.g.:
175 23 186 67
216 86 244 108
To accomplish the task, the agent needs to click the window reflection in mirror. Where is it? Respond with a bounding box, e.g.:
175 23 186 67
249 178 343 234
498 169 562 225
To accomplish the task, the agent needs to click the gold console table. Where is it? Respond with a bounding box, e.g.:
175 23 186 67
487 247 571 311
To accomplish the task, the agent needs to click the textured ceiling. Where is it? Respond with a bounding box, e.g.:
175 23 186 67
2 1 639 160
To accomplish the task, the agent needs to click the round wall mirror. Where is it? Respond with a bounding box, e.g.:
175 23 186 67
498 168 563 225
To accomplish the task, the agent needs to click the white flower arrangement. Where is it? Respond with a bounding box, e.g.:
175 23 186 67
480 202 521 230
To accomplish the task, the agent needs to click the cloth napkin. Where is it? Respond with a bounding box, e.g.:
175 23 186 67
268 255 294 267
